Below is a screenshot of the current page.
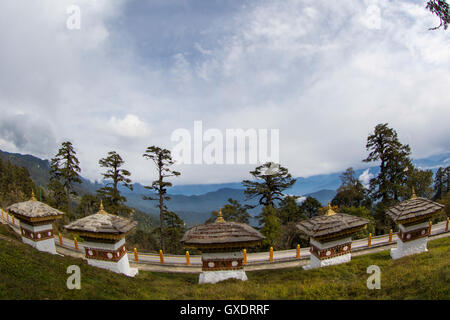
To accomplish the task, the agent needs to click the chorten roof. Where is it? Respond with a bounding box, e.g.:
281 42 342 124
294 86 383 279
7 191 64 222
181 210 264 249
296 204 369 240
64 202 137 239
386 190 444 224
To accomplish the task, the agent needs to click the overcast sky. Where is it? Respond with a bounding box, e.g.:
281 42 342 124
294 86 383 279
0 0 449 185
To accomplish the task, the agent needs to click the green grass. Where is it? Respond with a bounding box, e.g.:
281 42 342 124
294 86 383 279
0 224 449 300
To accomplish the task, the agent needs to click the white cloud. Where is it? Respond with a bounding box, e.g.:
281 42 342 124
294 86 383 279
0 112 57 159
296 196 307 204
106 114 150 138
359 169 374 188
0 0 449 186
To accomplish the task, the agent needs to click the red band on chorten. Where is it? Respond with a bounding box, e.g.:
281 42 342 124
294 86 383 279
20 227 54 242
398 227 430 243
201 258 244 271
84 244 127 262
310 242 352 260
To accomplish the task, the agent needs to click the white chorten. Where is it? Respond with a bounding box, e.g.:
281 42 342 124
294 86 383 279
297 204 369 269
7 191 64 255
387 189 444 260
181 210 264 284
64 202 138 277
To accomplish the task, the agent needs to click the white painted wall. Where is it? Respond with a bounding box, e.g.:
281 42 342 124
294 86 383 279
303 253 351 270
199 270 248 284
20 221 53 233
21 237 57 255
86 254 138 277
390 236 428 260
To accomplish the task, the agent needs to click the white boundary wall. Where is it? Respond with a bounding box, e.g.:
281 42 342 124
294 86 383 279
199 270 248 284
304 253 352 270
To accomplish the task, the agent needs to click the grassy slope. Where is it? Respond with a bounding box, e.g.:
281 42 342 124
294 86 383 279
0 224 449 300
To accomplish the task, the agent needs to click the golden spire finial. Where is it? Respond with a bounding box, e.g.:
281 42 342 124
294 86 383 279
411 186 417 199
31 190 37 201
326 202 336 216
215 209 225 223
98 200 107 214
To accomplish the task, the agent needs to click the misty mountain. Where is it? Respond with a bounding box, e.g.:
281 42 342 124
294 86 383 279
162 152 449 196
0 149 103 196
1 148 448 226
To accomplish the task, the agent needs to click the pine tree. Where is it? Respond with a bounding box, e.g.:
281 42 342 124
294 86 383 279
363 123 412 203
363 124 412 234
433 166 450 200
206 198 251 224
277 196 308 249
75 193 101 218
47 178 67 211
242 162 296 209
331 167 369 208
299 196 322 219
97 151 133 216
447 167 450 194
142 146 180 252
440 190 450 218
0 158 37 207
259 205 281 249
339 206 375 239
405 166 433 199
278 196 305 224
163 210 185 254
49 141 82 217
426 0 450 30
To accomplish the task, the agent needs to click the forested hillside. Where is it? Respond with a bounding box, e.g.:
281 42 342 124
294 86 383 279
0 157 41 208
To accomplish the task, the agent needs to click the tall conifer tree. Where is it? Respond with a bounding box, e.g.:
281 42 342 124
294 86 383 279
331 167 369 208
49 141 81 217
363 123 412 203
433 166 450 200
97 151 133 216
363 124 412 233
206 198 251 224
143 146 180 252
426 0 450 30
242 162 296 209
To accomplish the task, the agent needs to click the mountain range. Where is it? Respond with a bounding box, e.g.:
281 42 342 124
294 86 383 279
0 148 448 226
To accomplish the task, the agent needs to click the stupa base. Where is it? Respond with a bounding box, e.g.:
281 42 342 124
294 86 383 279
303 253 351 270
19 221 57 254
22 237 57 255
199 270 248 284
86 255 139 277
390 237 428 260
83 239 138 277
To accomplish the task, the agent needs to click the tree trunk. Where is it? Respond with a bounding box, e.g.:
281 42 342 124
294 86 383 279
447 169 450 193
113 163 118 214
66 187 71 217
159 191 165 251
159 162 165 252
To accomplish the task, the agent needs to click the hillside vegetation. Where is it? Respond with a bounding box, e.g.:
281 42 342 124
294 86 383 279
0 224 448 300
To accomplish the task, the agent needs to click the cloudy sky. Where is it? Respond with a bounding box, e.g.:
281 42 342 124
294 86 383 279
0 0 449 185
